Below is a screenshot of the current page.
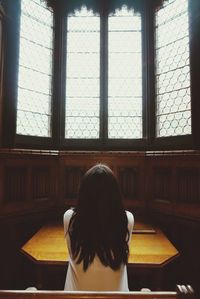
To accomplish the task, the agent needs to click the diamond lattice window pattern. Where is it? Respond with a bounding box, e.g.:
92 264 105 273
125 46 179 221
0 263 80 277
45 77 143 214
155 0 192 137
108 6 142 139
65 7 100 139
17 0 53 137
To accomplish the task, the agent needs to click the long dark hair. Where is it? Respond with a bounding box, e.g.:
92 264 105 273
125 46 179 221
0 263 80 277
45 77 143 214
68 164 129 271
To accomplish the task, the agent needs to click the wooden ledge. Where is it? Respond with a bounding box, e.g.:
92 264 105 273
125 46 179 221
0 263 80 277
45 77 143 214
1 148 200 158
0 285 194 299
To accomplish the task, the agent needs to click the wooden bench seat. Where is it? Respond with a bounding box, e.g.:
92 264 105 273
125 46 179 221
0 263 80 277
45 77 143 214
0 285 195 299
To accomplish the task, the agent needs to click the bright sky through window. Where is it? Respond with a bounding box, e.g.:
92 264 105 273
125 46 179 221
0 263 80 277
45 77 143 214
16 0 53 137
108 6 142 139
65 5 142 139
65 7 100 139
16 0 191 143
155 0 191 137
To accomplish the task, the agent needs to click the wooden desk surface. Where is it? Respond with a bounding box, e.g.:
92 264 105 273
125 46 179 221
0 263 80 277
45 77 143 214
21 222 179 268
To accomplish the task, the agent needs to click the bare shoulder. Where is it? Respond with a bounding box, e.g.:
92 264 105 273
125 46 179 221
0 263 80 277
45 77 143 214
63 208 75 234
125 210 134 232
126 210 134 223
63 208 74 219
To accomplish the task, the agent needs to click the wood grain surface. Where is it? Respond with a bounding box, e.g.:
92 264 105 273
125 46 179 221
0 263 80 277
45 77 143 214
21 222 179 267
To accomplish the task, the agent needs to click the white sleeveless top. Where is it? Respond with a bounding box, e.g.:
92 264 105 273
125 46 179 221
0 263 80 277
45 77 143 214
63 209 134 291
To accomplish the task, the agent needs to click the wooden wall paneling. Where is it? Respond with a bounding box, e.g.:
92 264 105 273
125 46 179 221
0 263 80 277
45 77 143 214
0 150 58 217
153 167 172 203
118 166 139 200
0 156 4 203
57 153 88 207
27 167 32 201
64 166 85 204
0 151 60 288
171 165 177 204
5 166 27 203
147 155 176 205
47 154 59 207
57 155 65 206
32 167 51 201
146 155 170 209
145 155 154 205
176 167 199 203
0 149 200 220
29 157 58 207
59 152 109 206
172 156 200 218
59 151 146 210
147 152 200 220
114 154 146 215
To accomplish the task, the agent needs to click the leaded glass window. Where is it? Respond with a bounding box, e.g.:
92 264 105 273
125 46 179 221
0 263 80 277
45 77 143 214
108 6 142 139
16 0 53 137
155 0 192 137
65 7 100 139
6 0 196 149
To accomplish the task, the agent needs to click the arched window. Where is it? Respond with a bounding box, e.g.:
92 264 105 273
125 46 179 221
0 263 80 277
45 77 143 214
2 0 199 150
65 7 100 139
108 6 142 139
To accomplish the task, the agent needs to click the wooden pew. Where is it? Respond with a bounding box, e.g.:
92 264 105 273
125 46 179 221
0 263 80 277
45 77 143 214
0 285 195 299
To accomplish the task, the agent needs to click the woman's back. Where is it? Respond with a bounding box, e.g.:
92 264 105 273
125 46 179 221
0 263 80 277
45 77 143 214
63 164 134 291
64 208 134 291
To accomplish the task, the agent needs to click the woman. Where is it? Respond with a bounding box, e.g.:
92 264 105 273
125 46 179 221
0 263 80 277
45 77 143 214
63 164 134 291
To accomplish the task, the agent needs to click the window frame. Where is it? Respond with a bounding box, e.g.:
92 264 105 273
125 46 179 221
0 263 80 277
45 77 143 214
146 0 194 150
2 0 199 151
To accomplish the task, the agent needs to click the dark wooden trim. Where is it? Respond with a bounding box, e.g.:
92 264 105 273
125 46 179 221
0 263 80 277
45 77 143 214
52 11 67 147
2 0 21 147
14 135 193 151
100 7 108 142
189 0 200 148
149 135 193 151
61 138 146 151
15 135 54 149
29 148 200 157
141 7 147 141
0 285 195 299
0 3 5 147
144 2 156 147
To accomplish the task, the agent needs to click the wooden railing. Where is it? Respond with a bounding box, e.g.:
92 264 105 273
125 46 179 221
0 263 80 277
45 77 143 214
0 285 195 299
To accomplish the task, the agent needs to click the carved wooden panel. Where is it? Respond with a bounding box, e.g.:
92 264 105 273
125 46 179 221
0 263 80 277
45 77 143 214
118 167 139 199
64 167 85 199
177 168 200 203
1 150 200 220
5 167 26 202
32 168 50 200
154 168 171 202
